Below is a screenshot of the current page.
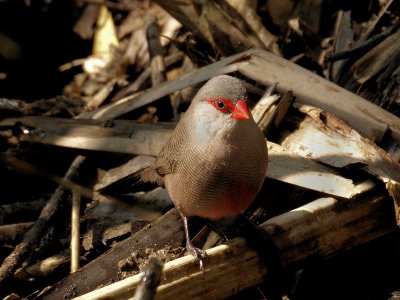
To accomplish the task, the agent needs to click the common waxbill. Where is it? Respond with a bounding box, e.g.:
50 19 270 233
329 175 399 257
147 75 268 267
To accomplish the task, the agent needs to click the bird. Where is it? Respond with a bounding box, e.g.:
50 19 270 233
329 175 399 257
143 75 268 268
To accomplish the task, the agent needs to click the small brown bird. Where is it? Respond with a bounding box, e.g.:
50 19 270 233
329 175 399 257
146 75 268 266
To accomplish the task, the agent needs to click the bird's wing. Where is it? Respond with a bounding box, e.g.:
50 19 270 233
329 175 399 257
153 117 189 177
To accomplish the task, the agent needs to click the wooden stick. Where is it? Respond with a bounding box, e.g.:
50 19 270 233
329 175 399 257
0 222 33 246
0 117 361 199
73 191 395 300
357 0 394 42
79 48 400 142
111 52 184 101
0 154 159 221
133 257 163 300
0 155 86 288
352 30 400 84
14 251 69 280
70 188 81 273
147 19 167 87
37 209 185 299
235 49 396 141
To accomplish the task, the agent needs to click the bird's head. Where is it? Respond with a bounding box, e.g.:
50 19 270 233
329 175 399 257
193 75 250 121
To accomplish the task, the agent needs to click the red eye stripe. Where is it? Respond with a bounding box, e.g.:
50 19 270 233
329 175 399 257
206 98 236 114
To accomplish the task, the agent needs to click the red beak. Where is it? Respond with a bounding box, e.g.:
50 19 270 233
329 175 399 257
232 99 250 120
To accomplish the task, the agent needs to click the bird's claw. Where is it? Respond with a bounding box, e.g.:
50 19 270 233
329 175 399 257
186 242 207 271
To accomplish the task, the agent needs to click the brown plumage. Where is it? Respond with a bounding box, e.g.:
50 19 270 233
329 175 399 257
147 75 268 266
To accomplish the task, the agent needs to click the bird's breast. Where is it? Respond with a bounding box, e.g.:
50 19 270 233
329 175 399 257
165 119 268 220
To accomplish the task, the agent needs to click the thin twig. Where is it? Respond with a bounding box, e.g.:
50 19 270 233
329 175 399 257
328 30 390 62
132 257 163 300
111 52 183 102
147 18 167 87
70 187 81 273
0 155 86 288
358 0 394 42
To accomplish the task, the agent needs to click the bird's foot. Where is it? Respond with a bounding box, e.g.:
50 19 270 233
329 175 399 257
186 241 207 271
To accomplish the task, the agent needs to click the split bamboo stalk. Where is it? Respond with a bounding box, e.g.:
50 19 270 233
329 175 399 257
73 191 395 300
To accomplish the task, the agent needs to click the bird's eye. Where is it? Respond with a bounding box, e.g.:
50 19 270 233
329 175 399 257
206 98 233 114
216 100 225 109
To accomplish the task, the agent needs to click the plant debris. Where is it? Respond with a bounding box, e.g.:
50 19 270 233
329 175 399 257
0 1 400 299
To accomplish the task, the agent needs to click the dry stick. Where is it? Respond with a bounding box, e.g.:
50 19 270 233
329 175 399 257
0 20 174 284
0 154 158 220
0 154 93 200
132 257 163 300
358 0 394 42
145 18 177 120
80 48 400 141
70 187 81 273
0 155 86 287
147 19 167 87
72 192 394 300
352 30 400 85
328 31 390 62
0 222 34 245
14 251 70 280
0 117 363 198
111 52 183 102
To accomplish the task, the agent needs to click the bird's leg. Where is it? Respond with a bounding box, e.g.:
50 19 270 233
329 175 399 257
182 215 207 270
